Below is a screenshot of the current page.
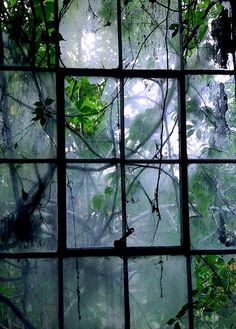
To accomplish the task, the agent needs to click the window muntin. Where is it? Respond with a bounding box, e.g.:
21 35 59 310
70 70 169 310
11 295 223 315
0 1 236 329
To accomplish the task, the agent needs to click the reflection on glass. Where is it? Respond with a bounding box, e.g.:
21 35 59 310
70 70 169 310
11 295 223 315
0 163 57 252
0 72 57 159
189 164 236 249
64 257 124 329
187 75 236 159
125 79 179 160
129 256 188 329
192 255 236 329
59 0 118 68
126 164 180 246
67 164 121 247
0 259 58 328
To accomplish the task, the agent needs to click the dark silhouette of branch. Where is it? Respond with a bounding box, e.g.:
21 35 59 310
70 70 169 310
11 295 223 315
0 294 36 329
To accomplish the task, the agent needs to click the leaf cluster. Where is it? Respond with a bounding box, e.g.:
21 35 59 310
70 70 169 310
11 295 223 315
65 77 107 136
0 0 59 66
181 0 223 58
32 97 54 126
167 255 236 328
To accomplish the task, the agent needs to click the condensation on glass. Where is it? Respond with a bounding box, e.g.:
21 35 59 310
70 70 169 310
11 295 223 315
64 257 124 329
66 163 122 248
0 1 236 329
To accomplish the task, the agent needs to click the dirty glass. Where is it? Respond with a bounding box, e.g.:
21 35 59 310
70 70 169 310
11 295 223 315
67 163 121 248
129 256 188 329
126 164 180 246
0 259 58 328
187 75 236 159
59 0 118 68
122 0 180 69
182 0 235 70
0 72 57 159
0 1 236 329
124 78 179 160
0 163 57 252
189 164 236 249
64 257 124 329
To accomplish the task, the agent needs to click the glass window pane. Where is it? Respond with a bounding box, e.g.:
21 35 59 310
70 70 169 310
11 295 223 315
182 1 234 70
1 1 56 67
189 164 236 249
65 77 120 159
186 75 236 159
125 78 179 160
126 164 180 246
192 255 236 329
122 0 180 69
64 257 124 329
129 256 188 329
0 72 57 159
0 259 58 328
67 164 121 247
59 0 118 68
0 163 57 252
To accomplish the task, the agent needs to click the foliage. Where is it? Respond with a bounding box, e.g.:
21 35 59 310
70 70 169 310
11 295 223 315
0 0 58 66
181 0 223 59
0 0 236 328
32 97 54 126
65 76 107 136
167 255 236 329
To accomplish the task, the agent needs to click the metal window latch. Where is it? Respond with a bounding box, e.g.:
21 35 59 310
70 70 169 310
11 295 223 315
114 228 134 248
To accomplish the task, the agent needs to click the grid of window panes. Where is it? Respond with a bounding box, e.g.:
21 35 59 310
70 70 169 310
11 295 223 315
0 1 236 329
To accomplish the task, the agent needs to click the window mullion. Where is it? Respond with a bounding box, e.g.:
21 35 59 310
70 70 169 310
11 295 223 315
56 0 66 326
178 1 194 328
117 1 131 328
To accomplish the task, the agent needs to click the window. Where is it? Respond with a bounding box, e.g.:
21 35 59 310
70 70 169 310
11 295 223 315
0 1 236 328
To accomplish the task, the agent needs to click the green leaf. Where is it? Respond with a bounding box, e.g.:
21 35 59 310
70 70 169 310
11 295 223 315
187 128 195 137
104 187 113 195
166 318 176 325
44 97 54 106
172 29 179 38
9 0 17 6
176 303 188 319
40 116 47 126
92 194 105 211
169 23 179 30
34 101 43 107
169 23 179 38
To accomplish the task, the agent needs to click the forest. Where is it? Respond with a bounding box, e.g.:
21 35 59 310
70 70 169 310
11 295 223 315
0 0 236 328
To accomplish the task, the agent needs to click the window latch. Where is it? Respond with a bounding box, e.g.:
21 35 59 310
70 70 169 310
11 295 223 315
114 228 134 248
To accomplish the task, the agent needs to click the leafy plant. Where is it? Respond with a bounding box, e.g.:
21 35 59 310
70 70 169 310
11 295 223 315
167 255 236 329
32 97 54 126
181 0 223 59
65 77 107 135
0 0 57 66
